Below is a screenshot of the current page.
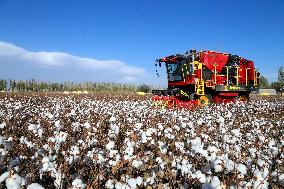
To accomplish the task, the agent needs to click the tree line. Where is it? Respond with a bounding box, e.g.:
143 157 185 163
1 66 282 93
0 79 152 92
260 66 284 92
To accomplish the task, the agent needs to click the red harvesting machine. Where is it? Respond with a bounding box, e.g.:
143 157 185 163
152 50 260 108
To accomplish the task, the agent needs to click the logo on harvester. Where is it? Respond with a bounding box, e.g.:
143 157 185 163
225 86 241 90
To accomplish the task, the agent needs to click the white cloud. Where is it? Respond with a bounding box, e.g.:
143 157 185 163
0 41 146 82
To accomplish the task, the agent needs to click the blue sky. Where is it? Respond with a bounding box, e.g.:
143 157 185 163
0 0 283 86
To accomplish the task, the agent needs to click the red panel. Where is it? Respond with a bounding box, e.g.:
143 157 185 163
247 61 255 81
219 92 238 96
215 75 227 85
239 59 246 84
199 51 229 72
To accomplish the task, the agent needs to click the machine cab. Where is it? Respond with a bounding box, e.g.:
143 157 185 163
165 59 192 82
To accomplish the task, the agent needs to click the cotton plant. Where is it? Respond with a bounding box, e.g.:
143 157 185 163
0 93 283 188
0 170 26 189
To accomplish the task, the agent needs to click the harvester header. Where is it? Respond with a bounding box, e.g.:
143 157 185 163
153 50 259 108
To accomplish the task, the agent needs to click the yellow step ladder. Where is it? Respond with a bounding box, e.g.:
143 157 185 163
195 79 205 95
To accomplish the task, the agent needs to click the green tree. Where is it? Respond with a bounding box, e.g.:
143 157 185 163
137 84 151 93
259 75 270 89
272 66 284 92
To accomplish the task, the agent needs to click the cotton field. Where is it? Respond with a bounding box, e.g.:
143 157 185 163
0 93 283 189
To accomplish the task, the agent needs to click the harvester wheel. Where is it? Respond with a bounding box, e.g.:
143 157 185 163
198 95 210 106
236 95 249 102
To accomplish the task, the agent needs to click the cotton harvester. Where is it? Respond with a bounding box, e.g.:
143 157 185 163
152 50 259 108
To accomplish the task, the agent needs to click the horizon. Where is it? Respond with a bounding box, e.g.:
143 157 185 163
0 0 284 86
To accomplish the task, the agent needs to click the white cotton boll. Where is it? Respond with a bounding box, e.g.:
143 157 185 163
37 129 43 137
83 122 91 129
141 132 148 143
70 146 80 155
106 141 115 150
78 140 84 144
109 160 117 166
156 157 163 164
191 137 204 154
134 123 143 130
27 183 45 189
225 111 232 118
115 182 123 189
0 122 6 129
54 172 64 188
173 125 180 131
113 125 120 135
187 121 194 128
207 146 218 161
202 183 211 189
237 164 247 175
207 145 219 153
145 128 156 137
25 140 34 148
54 120 61 129
211 176 221 188
194 171 206 183
218 116 225 125
109 150 118 158
268 139 278 155
70 109 76 115
224 159 235 172
175 142 185 152
181 163 192 175
48 137 56 143
105 179 114 189
258 135 265 142
41 162 50 172
180 122 186 128
109 116 116 122
42 156 50 163
0 171 9 182
132 159 143 168
5 173 26 189
164 127 172 134
115 154 121 162
145 175 155 185
125 147 134 156
197 119 203 125
45 112 54 119
254 170 263 179
135 177 143 186
213 159 223 172
157 124 164 130
28 124 37 131
257 159 265 167
268 139 276 148
271 171 278 178
253 179 268 189
263 167 269 178
244 182 252 188
248 148 257 158
56 131 68 143
127 178 137 189
279 174 284 186
97 153 105 164
0 136 4 144
71 178 86 189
